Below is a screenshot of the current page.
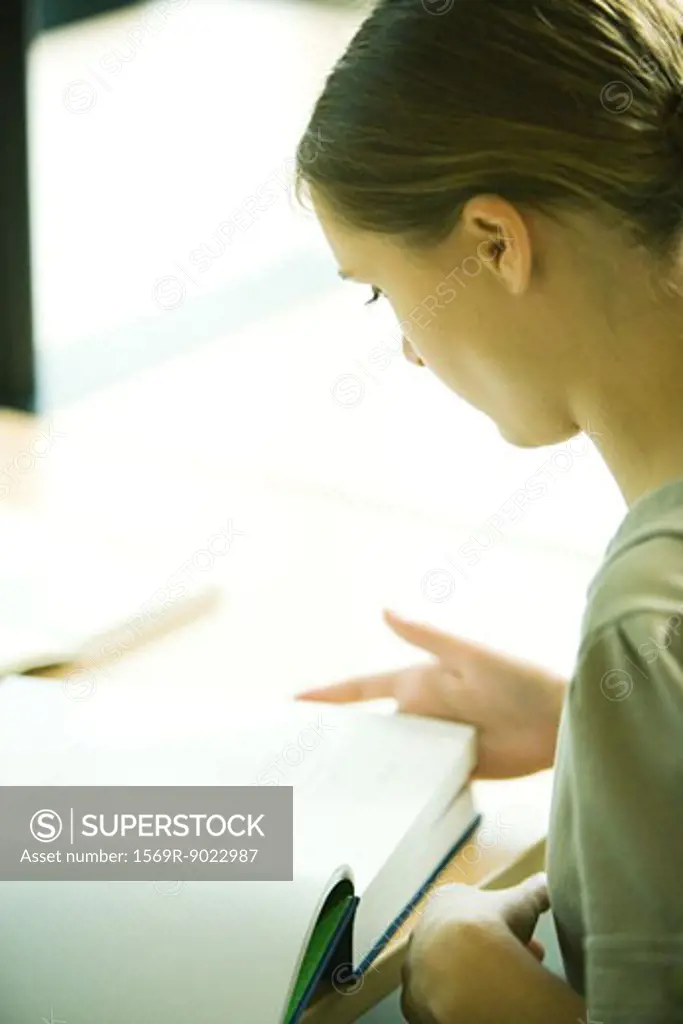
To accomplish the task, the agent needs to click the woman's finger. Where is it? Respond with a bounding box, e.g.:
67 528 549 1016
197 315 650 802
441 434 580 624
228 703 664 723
383 609 472 661
527 938 546 962
295 672 397 703
497 873 550 939
518 872 550 915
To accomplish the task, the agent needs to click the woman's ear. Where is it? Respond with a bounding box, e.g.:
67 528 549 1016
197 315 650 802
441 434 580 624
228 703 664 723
461 195 532 296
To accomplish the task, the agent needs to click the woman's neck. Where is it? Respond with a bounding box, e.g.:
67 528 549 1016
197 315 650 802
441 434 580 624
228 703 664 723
579 314 683 505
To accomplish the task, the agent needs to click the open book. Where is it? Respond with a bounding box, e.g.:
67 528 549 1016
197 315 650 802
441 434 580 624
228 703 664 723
0 512 218 675
0 677 478 1024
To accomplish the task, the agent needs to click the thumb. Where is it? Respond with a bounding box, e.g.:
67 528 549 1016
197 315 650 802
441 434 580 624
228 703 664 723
498 873 549 943
527 938 546 962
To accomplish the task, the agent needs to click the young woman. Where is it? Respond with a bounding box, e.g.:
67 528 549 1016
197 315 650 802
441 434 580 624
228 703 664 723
295 1 683 1020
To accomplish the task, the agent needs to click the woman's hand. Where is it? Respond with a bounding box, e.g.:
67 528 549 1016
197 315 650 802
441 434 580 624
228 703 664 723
400 874 550 1024
297 610 566 779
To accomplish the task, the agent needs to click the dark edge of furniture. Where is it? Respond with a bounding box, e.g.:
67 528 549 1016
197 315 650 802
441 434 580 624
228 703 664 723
0 0 36 411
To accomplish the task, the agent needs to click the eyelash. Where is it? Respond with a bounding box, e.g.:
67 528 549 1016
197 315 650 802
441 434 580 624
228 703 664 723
365 287 383 306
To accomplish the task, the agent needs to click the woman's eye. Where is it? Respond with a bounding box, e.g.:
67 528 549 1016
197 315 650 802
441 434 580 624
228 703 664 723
365 287 383 306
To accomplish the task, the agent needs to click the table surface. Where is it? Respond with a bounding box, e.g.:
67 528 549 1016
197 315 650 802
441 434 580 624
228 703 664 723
0 362 564 1020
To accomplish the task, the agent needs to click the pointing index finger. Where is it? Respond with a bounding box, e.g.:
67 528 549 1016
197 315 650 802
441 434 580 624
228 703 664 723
295 673 397 704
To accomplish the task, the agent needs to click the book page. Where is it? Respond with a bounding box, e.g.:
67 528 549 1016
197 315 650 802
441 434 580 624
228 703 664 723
0 514 217 674
0 681 475 895
0 864 349 1024
0 679 475 1022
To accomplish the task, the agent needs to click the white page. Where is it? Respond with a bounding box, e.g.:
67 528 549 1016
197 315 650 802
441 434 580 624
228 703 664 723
0 513 217 674
0 866 350 1024
0 680 476 886
0 682 346 1023
0 678 475 1023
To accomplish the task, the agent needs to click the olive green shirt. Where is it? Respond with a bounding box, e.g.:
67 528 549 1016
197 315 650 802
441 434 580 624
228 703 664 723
547 478 683 1022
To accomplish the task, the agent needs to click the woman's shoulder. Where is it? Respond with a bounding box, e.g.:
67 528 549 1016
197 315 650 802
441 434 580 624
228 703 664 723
570 524 683 711
581 507 683 652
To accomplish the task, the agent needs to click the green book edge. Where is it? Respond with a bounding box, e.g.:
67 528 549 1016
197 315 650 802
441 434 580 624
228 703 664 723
284 888 356 1024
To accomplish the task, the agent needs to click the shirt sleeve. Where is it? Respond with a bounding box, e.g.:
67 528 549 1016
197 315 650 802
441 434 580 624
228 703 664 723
567 612 683 1023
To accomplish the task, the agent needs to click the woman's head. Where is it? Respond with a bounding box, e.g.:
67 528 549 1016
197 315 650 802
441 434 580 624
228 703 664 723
297 0 683 448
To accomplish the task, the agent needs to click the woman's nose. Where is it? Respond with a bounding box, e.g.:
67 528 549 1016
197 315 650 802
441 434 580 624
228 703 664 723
402 337 425 367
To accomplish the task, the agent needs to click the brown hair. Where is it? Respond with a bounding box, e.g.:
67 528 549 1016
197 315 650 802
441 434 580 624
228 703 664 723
296 0 683 255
